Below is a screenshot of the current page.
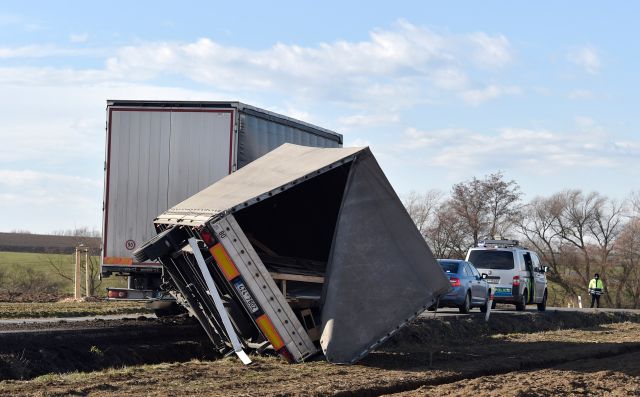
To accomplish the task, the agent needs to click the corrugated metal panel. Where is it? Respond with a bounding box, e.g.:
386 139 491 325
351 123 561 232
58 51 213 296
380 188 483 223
106 110 172 260
104 108 233 263
166 111 233 206
237 110 341 168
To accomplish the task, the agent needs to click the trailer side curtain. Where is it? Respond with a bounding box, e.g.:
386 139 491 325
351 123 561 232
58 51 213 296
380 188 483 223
320 150 451 364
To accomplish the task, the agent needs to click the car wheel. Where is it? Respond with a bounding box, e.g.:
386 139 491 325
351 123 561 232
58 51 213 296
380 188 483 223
537 289 547 312
515 289 527 311
459 292 471 314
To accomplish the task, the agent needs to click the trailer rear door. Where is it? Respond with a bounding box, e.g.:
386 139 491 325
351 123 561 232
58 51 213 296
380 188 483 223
102 107 234 270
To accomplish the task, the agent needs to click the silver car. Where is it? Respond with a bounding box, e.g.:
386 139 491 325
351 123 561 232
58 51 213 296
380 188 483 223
466 239 548 311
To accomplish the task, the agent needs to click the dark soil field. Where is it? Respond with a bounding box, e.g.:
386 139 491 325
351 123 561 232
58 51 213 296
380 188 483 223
0 310 638 396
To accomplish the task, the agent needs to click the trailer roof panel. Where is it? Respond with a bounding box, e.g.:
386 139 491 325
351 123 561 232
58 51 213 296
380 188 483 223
161 144 363 218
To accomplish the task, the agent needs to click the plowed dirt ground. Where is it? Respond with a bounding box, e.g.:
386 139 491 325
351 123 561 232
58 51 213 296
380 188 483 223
0 311 638 396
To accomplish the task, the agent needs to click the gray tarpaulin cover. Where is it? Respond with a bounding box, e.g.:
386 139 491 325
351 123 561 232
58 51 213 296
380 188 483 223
161 143 450 364
320 151 450 363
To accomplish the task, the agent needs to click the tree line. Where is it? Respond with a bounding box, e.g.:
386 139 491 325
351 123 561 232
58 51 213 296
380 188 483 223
403 172 640 309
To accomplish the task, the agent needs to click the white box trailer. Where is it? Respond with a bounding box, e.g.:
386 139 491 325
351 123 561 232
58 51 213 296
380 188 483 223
101 101 342 301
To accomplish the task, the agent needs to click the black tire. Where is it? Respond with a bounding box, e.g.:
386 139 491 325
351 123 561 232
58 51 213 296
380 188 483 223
537 290 547 312
153 302 186 317
515 289 527 311
459 292 471 314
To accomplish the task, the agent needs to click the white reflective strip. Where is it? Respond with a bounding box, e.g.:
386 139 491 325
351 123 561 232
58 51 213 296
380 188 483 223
188 238 252 365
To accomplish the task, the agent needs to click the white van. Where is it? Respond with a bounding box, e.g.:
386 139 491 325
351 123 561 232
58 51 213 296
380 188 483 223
466 239 548 311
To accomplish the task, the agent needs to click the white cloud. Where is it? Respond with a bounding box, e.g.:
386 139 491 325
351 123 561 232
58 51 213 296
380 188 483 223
0 21 522 231
348 138 373 148
461 85 521 105
0 21 516 108
0 45 97 58
338 112 400 127
0 170 102 233
468 32 512 69
395 120 640 173
70 33 89 43
568 89 595 100
0 13 43 31
567 45 601 74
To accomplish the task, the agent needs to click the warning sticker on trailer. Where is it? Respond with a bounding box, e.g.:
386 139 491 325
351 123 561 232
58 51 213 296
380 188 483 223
233 279 260 314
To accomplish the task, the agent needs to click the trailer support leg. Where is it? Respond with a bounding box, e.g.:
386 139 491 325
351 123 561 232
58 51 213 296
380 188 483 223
188 238 252 365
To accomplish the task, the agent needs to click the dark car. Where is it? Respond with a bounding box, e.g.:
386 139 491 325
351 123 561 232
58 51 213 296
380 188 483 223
435 259 491 313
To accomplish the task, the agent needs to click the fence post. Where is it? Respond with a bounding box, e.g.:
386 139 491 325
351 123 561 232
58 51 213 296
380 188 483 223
85 249 91 297
74 246 81 299
578 295 583 309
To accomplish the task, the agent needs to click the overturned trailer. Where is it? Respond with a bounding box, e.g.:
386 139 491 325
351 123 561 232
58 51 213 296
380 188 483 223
135 143 450 364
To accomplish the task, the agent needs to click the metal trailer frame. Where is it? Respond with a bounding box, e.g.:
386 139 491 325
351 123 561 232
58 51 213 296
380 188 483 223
138 144 451 364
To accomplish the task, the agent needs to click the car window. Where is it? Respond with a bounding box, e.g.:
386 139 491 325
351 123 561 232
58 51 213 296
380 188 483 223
530 252 541 268
468 250 515 270
523 252 533 271
463 263 474 277
468 262 480 278
438 261 459 274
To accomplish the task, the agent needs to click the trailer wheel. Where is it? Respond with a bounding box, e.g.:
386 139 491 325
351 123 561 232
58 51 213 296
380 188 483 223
153 302 186 317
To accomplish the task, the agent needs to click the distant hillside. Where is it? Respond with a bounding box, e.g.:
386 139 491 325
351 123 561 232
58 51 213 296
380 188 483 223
0 233 101 254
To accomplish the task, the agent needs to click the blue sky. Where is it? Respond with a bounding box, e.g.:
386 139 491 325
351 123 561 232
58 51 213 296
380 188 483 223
1 1 638 233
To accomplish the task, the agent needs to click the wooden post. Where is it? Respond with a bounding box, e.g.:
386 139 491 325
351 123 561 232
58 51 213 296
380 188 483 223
85 249 91 297
74 247 81 299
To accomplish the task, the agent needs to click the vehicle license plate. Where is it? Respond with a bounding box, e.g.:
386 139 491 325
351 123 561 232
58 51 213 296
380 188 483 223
233 280 260 313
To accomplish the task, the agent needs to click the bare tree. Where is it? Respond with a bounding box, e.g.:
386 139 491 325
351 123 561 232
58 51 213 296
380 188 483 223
403 190 443 238
51 227 101 238
484 172 522 236
555 190 603 287
450 172 522 246
450 176 488 246
517 196 576 299
427 201 470 259
615 218 640 308
46 250 103 296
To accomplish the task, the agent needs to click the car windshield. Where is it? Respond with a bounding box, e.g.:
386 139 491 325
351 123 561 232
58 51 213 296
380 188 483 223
438 261 459 274
468 250 514 270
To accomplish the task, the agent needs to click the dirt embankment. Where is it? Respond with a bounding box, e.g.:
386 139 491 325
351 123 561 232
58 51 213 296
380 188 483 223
0 316 212 381
0 310 639 396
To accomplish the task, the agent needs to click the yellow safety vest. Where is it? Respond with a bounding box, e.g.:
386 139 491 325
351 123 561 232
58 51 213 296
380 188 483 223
589 279 603 290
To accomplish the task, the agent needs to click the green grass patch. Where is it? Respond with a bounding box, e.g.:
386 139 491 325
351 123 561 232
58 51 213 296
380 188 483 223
0 301 151 319
0 251 127 296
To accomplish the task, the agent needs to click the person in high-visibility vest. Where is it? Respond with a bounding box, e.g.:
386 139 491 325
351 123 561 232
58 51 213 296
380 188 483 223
588 273 604 308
